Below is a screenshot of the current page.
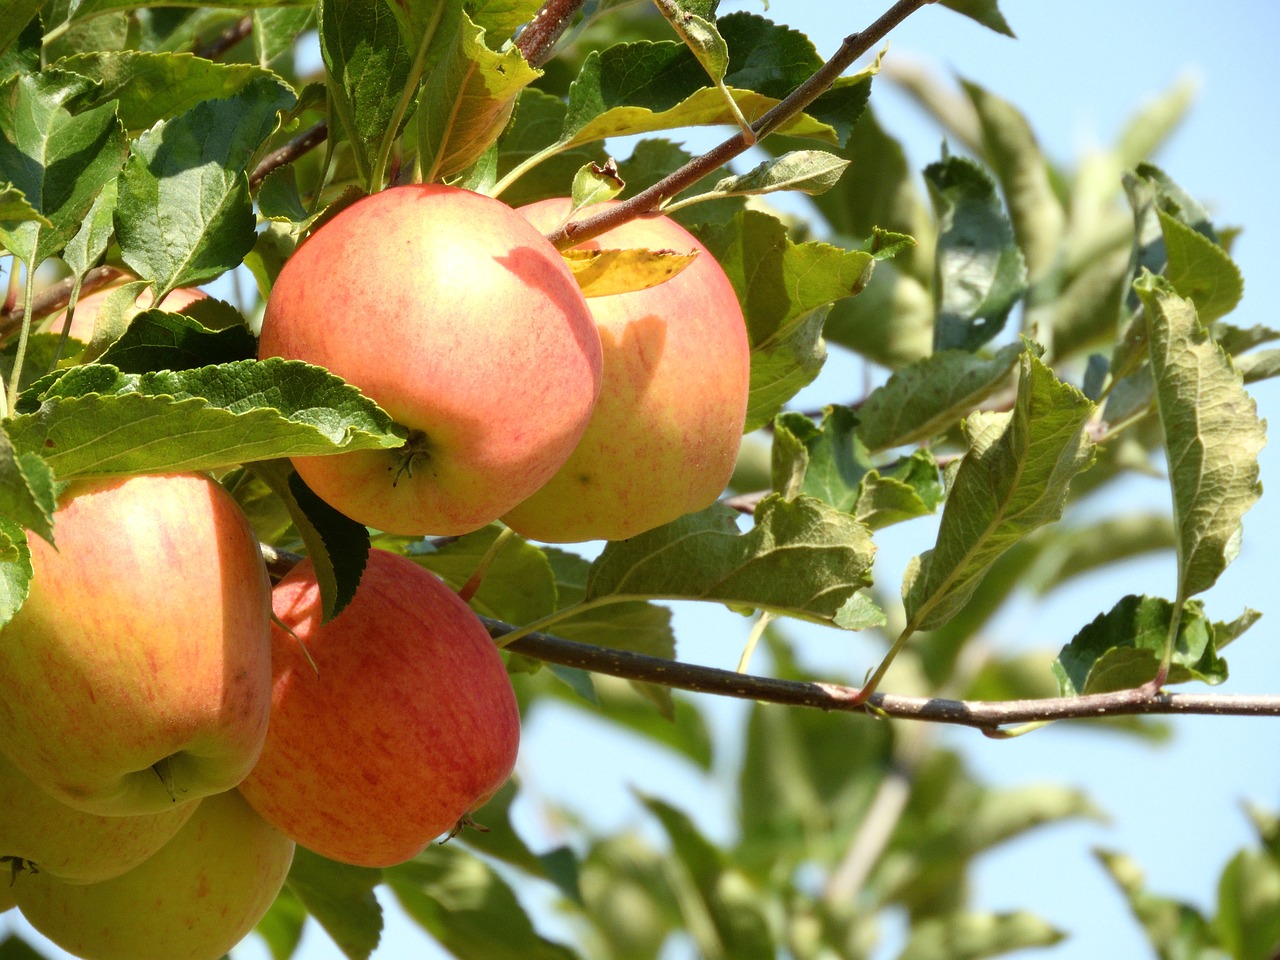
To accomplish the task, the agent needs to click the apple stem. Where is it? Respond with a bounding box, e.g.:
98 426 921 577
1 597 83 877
457 527 516 603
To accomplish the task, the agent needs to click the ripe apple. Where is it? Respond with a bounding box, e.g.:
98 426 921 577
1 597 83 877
0 473 273 816
238 548 520 867
0 749 195 884
257 183 603 536
501 198 751 542
13 789 295 960
0 882 13 914
48 285 207 342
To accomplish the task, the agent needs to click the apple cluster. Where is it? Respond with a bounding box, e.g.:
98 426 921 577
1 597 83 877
0 474 519 960
257 184 752 542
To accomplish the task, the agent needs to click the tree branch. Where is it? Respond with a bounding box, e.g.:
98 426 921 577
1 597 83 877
542 0 938 249
195 14 254 61
249 121 330 190
490 618 1280 731
515 0 588 68
0 265 124 339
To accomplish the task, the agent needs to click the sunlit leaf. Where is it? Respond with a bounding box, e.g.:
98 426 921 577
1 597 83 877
562 247 697 297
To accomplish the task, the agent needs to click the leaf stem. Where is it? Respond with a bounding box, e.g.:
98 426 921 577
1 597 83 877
4 261 38 416
541 0 937 249
372 0 448 192
457 527 515 603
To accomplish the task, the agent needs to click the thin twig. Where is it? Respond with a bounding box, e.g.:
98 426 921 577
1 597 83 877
0 265 124 339
249 121 330 190
543 0 938 249
195 14 254 61
515 0 589 67
490 618 1280 731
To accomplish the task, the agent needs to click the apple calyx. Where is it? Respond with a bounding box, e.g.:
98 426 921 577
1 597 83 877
389 429 435 486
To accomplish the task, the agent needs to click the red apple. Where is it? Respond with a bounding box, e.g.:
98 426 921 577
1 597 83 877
48 285 208 342
238 548 520 867
0 473 273 816
13 789 295 960
0 749 195 884
502 198 751 542
257 183 603 536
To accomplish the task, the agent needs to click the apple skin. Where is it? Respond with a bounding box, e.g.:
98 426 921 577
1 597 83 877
0 883 14 914
48 285 207 342
0 750 195 884
258 183 603 536
0 473 273 816
13 789 295 960
238 548 520 867
502 198 751 543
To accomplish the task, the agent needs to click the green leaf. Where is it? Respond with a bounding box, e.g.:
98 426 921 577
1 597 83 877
925 153 1027 352
772 404 866 511
695 209 874 431
939 0 1015 37
0 427 56 544
855 450 943 531
1115 76 1198 170
96 309 258 372
285 847 384 960
494 88 606 208
1052 595 1228 695
897 912 1063 960
569 160 624 212
856 342 1025 452
254 885 308 960
115 75 295 300
250 459 370 623
903 353 1094 631
0 184 49 228
8 358 405 479
0 71 126 266
318 0 413 185
1137 273 1265 601
824 260 934 368
1215 849 1280 960
1238 349 1280 385
61 178 117 280
0 4 41 60
254 6 315 67
1027 512 1176 594
412 526 557 625
1096 850 1221 960
51 51 287 133
1157 208 1244 324
641 795 775 960
387 844 582 960
63 0 310 25
0 936 46 960
586 495 876 629
960 79 1063 280
468 0 542 43
418 11 539 182
682 150 850 207
0 516 31 630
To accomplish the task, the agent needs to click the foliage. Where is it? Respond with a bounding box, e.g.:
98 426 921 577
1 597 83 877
0 0 1276 958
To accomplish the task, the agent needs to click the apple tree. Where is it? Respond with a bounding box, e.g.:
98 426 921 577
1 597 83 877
1 0 1278 958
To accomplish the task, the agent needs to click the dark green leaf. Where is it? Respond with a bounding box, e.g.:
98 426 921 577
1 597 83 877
318 0 413 184
1053 595 1228 695
855 450 943 531
0 71 126 266
1157 208 1243 324
115 75 295 299
925 153 1027 352
0 427 55 544
285 847 384 960
0 936 46 960
1137 273 1265 600
772 404 866 511
0 15 41 85
8 358 405 479
939 0 1015 37
250 459 370 623
96 309 258 372
254 885 308 960
387 845 582 960
418 11 539 182
903 354 1094 631
856 342 1024 452
587 496 876 629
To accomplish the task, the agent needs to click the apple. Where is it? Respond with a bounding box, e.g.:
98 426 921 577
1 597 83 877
0 749 195 884
501 198 751 542
238 548 520 867
48 285 207 342
257 183 603 536
0 473 273 816
13 789 295 960
0 882 14 914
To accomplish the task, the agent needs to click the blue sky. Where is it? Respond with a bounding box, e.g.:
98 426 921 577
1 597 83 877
8 2 1280 959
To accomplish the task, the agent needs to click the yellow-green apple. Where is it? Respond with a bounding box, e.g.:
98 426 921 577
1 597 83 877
238 548 520 867
12 789 294 960
257 183 603 536
0 882 13 913
0 473 273 816
0 750 195 884
502 199 751 542
47 284 207 342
